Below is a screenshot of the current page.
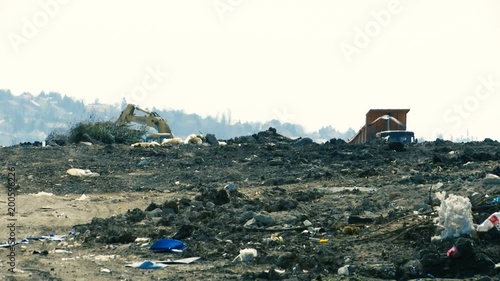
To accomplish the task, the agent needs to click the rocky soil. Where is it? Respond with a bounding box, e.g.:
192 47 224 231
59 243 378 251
1 128 500 281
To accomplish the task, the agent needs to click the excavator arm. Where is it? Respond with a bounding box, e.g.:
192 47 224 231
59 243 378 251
117 104 173 140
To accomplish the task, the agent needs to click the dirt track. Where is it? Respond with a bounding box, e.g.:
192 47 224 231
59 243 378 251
1 129 500 280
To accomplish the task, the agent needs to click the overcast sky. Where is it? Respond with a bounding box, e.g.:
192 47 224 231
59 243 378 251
1 0 499 141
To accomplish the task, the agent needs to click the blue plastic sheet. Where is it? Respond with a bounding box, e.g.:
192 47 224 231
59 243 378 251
150 239 187 253
125 260 167 269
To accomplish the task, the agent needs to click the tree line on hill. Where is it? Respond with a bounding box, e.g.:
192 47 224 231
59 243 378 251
0 89 356 146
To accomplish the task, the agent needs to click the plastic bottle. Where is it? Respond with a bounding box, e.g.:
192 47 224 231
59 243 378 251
476 212 500 232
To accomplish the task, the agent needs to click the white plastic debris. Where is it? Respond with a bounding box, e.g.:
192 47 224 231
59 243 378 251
476 212 500 232
11 268 25 273
433 182 444 189
154 257 201 264
94 255 119 261
131 141 160 147
30 192 54 196
45 234 69 241
338 265 350 276
303 220 313 226
100 268 111 273
232 248 258 262
274 269 286 274
52 249 72 254
75 194 89 201
184 134 202 145
66 168 100 177
135 237 151 243
433 191 474 240
484 174 500 185
161 137 184 146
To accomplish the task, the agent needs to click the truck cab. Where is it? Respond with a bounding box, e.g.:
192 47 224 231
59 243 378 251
376 130 416 151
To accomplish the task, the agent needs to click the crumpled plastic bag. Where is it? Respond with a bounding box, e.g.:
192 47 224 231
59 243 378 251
433 191 474 240
66 168 99 177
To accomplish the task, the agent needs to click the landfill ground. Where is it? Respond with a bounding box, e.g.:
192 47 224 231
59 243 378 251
1 128 500 281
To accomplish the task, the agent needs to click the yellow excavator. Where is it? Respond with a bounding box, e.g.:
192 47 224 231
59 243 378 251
117 104 173 142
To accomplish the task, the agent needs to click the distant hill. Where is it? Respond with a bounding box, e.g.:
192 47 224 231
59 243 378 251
0 89 356 146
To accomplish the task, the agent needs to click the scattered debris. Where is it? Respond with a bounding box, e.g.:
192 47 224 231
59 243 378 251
161 137 184 145
51 249 72 254
338 265 350 276
30 192 54 196
484 173 500 185
476 211 500 232
184 134 202 145
75 194 89 201
134 237 151 243
1 232 78 248
232 248 258 262
205 134 219 146
155 257 201 265
66 168 100 177
137 158 150 167
447 245 460 258
131 141 160 147
82 255 120 261
9 128 500 280
125 260 167 269
32 250 49 256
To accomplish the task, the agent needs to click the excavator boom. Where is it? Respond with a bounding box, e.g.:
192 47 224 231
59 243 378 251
117 104 173 141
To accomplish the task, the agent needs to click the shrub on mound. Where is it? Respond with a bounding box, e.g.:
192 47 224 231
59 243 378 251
47 121 147 145
46 127 70 146
69 121 146 144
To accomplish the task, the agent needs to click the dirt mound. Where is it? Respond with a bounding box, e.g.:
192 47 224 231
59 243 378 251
3 129 500 280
